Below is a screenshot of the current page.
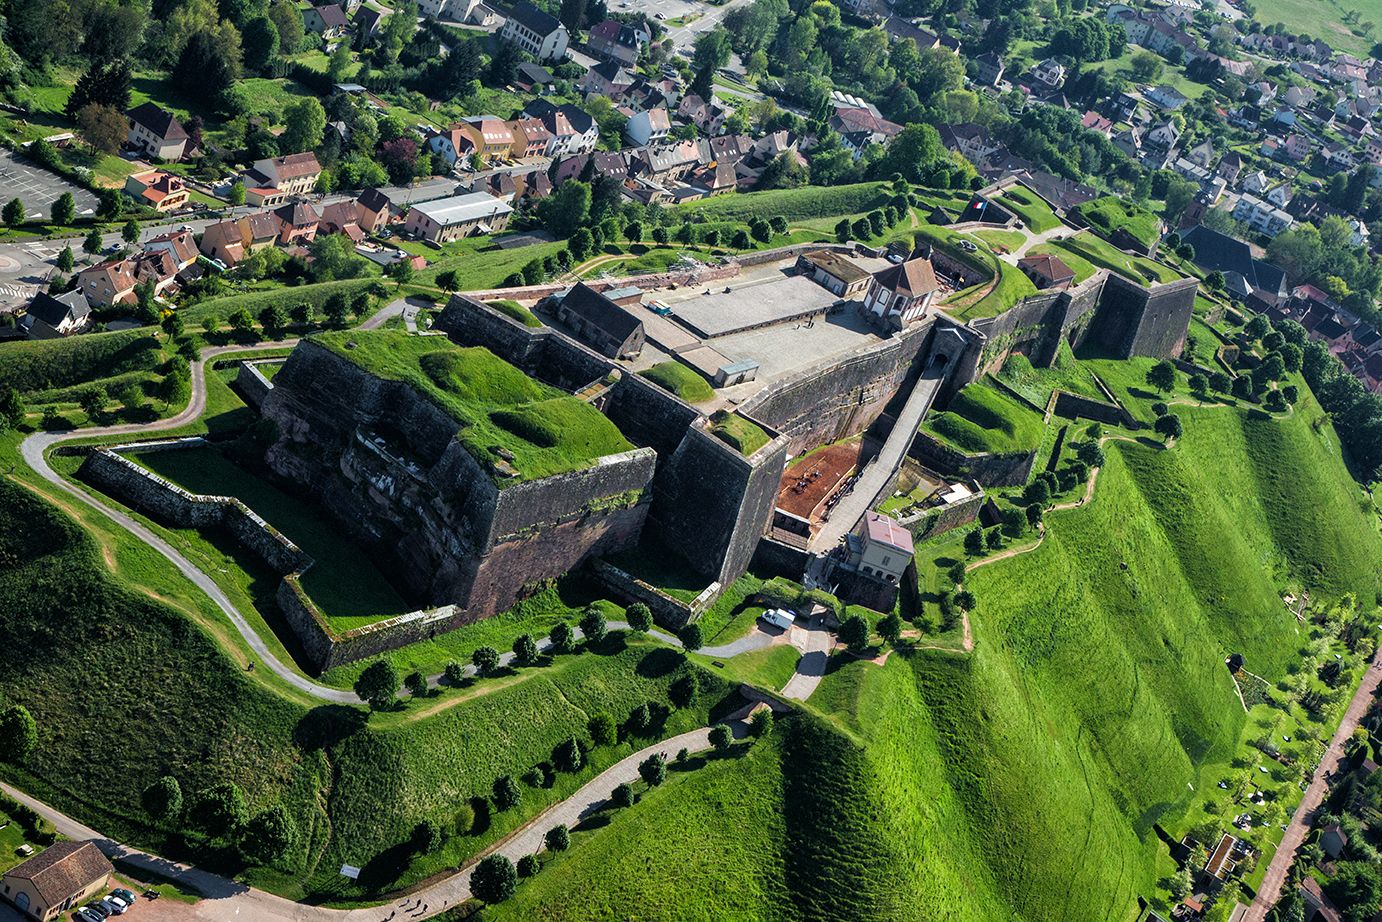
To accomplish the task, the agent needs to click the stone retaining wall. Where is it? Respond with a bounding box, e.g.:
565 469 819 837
907 430 1036 488
234 361 276 410
1051 390 1136 427
896 487 985 541
588 559 716 631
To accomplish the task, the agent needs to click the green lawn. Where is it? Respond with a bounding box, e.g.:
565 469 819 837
1073 196 1163 250
691 643 800 690
1248 0 1378 55
995 345 1104 407
640 361 714 403
709 410 771 455
679 182 893 223
922 379 1046 455
973 229 1026 253
312 330 634 483
1036 234 1183 286
131 445 411 629
995 186 1061 233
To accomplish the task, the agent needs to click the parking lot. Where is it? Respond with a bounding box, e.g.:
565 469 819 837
0 151 99 220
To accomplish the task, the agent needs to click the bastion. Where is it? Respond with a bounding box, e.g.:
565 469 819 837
259 329 657 621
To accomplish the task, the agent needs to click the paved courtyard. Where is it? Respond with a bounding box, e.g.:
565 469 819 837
0 150 99 220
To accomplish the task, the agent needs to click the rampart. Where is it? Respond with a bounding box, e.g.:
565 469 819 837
907 430 1036 488
896 486 985 541
233 360 277 411
587 559 720 630
968 273 1105 373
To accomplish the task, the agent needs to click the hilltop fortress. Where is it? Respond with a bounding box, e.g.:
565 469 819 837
122 208 1195 671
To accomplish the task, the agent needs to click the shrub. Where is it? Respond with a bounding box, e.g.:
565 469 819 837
669 671 699 708
471 854 518 904
625 602 652 632
492 774 521 811
611 782 636 807
549 621 575 654
453 803 475 836
411 818 443 854
472 646 500 674
749 708 774 738
443 661 466 686
142 775 183 824
639 752 667 786
839 614 870 653
404 671 428 698
679 623 704 651
545 824 571 852
517 854 542 877
626 702 652 735
709 724 733 753
579 607 607 645
512 633 539 665
553 736 584 773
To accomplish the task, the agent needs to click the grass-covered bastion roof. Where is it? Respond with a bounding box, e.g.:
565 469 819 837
312 329 634 483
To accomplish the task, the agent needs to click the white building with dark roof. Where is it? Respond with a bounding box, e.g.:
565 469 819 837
402 192 513 242
501 2 569 61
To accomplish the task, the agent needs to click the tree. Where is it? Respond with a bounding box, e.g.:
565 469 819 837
404 671 428 699
878 612 903 645
0 386 21 432
259 304 287 338
749 217 772 243
835 218 852 243
1146 360 1176 393
513 633 539 665
1325 862 1382 921
162 311 184 340
749 708 773 738
79 387 107 421
579 607 607 645
1188 373 1208 395
553 736 583 772
120 218 142 245
588 712 616 746
0 705 37 763
471 854 518 904
964 528 985 556
1 198 24 226
626 702 651 735
708 723 733 753
437 270 458 293
679 622 703 651
229 181 246 206
49 192 75 226
472 645 500 674
986 527 1004 550
410 818 442 855
242 804 296 864
281 97 326 153
269 0 304 52
142 776 183 824
625 602 652 632
188 782 247 840
541 823 571 855
1155 413 1183 442
56 245 74 272
669 671 699 709
387 258 415 287
611 782 635 808
82 228 103 256
174 29 243 110
549 621 575 654
518 853 541 877
66 60 132 118
639 752 667 786
354 660 401 710
492 774 521 810
839 614 870 653
242 15 280 73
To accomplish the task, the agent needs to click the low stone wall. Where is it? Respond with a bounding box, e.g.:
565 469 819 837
234 361 276 411
896 488 984 541
80 443 309 575
907 430 1035 488
276 579 456 674
588 559 718 631
1051 390 1135 427
749 535 813 582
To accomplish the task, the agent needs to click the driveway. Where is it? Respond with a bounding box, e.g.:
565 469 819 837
779 617 833 701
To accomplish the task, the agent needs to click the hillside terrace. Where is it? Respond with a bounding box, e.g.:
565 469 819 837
312 329 635 484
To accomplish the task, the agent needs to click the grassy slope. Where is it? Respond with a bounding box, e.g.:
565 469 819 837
924 379 1045 454
639 361 714 403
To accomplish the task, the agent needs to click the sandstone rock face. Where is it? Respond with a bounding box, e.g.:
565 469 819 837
261 340 656 620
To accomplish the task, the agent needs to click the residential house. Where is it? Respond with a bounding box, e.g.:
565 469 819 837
524 100 599 155
687 160 738 196
515 62 554 93
847 512 914 583
426 125 478 169
198 212 281 267
142 229 199 272
1282 85 1316 109
248 152 323 196
1 841 113 922
1017 253 1076 290
1233 194 1293 236
460 116 515 163
1217 150 1243 185
514 169 552 202
500 2 569 62
19 290 91 339
313 0 361 16
1147 84 1188 111
551 282 644 358
273 202 320 245
1283 132 1312 161
357 187 392 233
1321 823 1348 859
123 169 189 212
1112 127 1142 161
244 185 290 208
587 19 649 67
1242 170 1270 194
319 201 365 241
1321 141 1357 170
1250 80 1277 107
125 103 188 161
1186 139 1216 169
1080 110 1113 136
579 61 635 98
975 50 1004 87
624 107 671 146
303 2 351 37
75 258 138 307
1266 183 1292 208
475 171 518 202
797 250 872 298
403 191 513 242
882 16 942 53
862 255 940 324
508 117 552 158
1112 91 1141 122
1031 58 1065 89
354 5 388 41
939 123 1001 164
1142 120 1181 167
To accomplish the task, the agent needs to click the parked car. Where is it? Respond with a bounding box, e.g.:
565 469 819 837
73 910 102 922
81 905 109 921
958 240 978 252
105 894 131 913
99 897 126 916
111 888 138 906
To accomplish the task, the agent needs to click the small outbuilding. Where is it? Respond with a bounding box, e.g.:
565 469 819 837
552 282 645 359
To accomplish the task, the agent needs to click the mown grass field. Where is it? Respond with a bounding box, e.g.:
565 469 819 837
1074 196 1163 249
995 186 1061 232
680 182 892 223
923 379 1046 454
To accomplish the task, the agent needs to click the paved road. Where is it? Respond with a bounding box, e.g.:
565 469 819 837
1246 649 1382 920
810 368 944 552
0 711 755 922
779 618 834 701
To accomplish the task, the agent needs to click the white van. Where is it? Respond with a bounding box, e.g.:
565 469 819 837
760 608 796 630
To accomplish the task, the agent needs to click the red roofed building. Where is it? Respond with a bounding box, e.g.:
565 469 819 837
863 255 941 324
852 512 914 583
123 169 189 212
1017 253 1077 290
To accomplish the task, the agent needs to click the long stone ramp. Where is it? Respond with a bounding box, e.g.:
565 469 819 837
809 366 944 552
